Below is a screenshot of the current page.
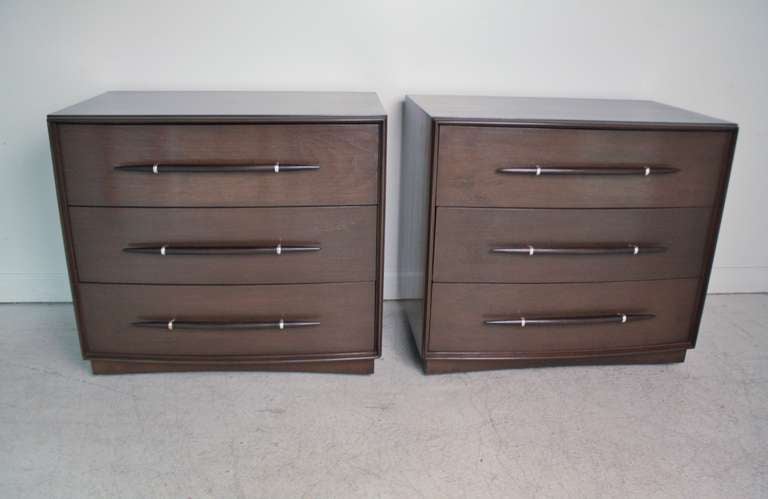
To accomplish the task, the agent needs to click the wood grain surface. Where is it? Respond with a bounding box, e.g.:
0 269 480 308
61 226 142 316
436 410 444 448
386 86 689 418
433 207 710 283
59 123 380 206
79 282 375 358
70 206 376 284
429 280 698 354
436 126 732 208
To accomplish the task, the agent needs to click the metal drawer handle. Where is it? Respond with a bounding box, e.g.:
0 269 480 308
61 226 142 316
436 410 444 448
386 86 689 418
497 165 679 176
484 313 655 327
123 244 320 256
115 162 320 174
490 244 667 256
133 318 320 331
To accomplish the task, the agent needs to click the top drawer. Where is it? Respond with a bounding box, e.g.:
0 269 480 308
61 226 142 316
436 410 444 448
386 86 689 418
57 123 381 207
436 126 733 208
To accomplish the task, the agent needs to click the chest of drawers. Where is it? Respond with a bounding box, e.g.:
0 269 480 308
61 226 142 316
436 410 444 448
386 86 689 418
48 91 387 374
400 95 737 374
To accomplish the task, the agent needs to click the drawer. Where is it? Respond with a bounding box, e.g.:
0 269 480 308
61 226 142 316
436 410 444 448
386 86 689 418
70 206 376 284
436 126 732 208
433 207 710 283
429 280 698 354
58 123 380 206
79 282 375 357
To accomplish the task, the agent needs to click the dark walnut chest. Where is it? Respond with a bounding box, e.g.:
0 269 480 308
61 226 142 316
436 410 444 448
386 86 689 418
400 95 736 374
49 91 387 374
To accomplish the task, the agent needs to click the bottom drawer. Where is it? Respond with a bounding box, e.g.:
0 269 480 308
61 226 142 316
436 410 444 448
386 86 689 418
429 280 698 355
79 282 375 358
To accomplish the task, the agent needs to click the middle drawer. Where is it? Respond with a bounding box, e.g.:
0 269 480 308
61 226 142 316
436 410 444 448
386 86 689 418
434 207 710 283
71 206 376 284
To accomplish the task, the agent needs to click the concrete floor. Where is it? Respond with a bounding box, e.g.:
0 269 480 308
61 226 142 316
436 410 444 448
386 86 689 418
0 295 766 498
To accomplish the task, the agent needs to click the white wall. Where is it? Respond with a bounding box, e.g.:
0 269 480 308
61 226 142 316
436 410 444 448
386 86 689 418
1 0 766 301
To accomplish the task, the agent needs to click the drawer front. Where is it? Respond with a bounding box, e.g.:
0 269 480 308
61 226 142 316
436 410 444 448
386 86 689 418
433 207 710 283
436 126 732 208
59 123 380 206
70 206 376 284
429 280 698 354
79 283 375 357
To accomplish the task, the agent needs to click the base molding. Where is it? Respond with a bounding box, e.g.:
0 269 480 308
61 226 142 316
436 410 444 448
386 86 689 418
423 350 686 374
91 358 375 375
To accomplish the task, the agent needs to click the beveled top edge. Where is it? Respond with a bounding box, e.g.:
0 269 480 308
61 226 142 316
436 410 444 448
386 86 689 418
49 91 387 120
406 95 736 128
